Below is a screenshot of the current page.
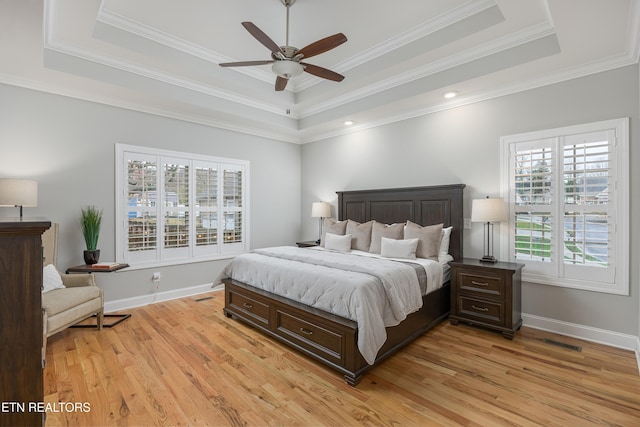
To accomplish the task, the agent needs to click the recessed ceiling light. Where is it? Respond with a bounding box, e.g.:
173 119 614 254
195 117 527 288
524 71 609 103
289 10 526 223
443 91 458 99
344 120 354 126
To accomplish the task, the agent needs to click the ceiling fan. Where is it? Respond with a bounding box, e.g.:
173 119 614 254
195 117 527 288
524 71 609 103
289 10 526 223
219 0 347 91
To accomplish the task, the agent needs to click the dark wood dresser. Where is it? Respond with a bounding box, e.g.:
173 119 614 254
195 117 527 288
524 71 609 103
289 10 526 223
0 218 51 427
449 258 523 339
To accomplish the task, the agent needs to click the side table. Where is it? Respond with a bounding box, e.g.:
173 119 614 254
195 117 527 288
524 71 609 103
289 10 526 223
65 263 131 328
449 258 524 339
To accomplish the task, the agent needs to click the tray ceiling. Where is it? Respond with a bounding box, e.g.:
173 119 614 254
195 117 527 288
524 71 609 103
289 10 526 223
2 0 639 143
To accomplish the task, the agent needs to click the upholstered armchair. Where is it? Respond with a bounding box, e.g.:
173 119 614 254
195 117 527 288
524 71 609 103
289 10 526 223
42 224 104 349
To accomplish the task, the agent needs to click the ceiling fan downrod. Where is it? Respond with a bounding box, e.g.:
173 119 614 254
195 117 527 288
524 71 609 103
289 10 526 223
282 0 296 48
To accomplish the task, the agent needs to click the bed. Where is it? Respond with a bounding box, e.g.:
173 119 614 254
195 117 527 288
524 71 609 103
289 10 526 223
221 184 465 385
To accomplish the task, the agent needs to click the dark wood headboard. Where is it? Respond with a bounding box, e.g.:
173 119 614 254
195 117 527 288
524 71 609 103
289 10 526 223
336 184 465 261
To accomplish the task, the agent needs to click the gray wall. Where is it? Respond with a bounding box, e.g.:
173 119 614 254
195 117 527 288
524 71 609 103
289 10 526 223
0 83 301 303
301 65 639 336
1 64 637 337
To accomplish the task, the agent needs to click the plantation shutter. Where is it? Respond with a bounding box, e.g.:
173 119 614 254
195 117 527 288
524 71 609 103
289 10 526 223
510 138 556 277
561 130 615 284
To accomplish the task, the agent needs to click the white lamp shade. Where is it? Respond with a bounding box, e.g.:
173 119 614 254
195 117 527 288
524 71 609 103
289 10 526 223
272 60 304 78
471 198 507 222
0 179 38 207
311 202 331 218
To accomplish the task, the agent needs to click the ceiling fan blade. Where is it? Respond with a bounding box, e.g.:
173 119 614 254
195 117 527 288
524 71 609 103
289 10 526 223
301 63 344 82
241 22 283 55
297 33 347 59
275 76 289 91
219 60 274 67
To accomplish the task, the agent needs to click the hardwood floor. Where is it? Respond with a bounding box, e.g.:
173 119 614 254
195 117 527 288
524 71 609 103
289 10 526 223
44 290 640 426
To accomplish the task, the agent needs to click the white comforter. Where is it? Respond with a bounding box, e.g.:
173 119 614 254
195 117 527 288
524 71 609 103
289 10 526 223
217 246 443 364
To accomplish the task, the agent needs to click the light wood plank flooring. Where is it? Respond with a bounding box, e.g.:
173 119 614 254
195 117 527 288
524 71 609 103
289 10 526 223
44 290 640 426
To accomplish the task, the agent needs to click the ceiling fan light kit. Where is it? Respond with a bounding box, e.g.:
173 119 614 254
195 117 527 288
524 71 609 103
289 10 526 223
272 60 304 78
219 0 347 91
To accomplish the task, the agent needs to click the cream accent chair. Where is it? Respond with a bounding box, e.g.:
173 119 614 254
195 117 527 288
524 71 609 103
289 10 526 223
42 224 104 349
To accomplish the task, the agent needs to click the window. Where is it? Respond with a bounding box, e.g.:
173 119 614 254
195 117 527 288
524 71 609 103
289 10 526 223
500 118 628 295
116 144 249 268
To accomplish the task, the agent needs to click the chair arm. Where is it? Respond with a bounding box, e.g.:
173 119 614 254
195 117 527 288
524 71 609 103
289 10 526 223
60 273 97 288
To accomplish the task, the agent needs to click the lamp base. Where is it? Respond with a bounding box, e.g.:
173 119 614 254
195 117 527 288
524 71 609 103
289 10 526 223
479 255 498 263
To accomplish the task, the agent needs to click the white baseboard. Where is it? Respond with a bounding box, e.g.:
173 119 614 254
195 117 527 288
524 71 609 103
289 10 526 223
523 313 640 375
636 337 640 373
104 283 222 313
523 313 638 351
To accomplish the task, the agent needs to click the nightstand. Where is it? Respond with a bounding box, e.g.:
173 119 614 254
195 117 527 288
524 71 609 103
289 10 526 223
449 258 524 339
296 240 319 247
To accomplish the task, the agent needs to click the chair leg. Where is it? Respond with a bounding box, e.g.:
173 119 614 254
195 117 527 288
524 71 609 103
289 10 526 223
97 310 104 330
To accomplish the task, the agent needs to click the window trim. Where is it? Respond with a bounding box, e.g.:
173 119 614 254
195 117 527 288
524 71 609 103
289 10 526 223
499 118 629 295
115 143 250 269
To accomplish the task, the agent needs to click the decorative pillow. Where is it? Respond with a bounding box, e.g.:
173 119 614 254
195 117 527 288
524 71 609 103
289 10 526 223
404 221 443 260
324 233 352 252
321 218 347 247
369 221 405 254
440 226 453 257
346 220 373 251
42 264 65 293
380 237 419 259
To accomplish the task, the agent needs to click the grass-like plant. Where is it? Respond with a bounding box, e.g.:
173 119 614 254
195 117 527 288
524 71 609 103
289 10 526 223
81 205 103 251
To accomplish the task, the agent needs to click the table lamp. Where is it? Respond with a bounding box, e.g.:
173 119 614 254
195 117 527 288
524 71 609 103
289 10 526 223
471 197 507 263
311 201 331 244
0 179 38 219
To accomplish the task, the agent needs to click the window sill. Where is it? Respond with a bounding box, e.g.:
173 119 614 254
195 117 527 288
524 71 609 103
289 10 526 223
522 272 628 296
118 253 243 271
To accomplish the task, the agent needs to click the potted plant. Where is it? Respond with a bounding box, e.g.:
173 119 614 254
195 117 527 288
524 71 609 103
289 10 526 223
81 205 103 265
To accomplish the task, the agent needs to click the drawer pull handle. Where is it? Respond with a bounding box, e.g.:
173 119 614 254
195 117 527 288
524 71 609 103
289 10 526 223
472 305 489 312
299 328 314 336
471 280 489 287
243 302 253 309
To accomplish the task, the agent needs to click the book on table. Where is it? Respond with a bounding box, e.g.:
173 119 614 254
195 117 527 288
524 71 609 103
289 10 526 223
91 262 120 268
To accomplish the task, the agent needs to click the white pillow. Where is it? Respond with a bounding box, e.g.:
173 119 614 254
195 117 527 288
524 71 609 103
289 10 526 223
440 226 453 257
42 264 65 293
380 237 419 260
325 233 352 252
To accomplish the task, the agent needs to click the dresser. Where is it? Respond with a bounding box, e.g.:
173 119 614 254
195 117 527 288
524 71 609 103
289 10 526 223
0 219 51 427
449 258 524 339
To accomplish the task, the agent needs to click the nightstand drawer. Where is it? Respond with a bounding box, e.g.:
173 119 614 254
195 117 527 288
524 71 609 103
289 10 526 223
458 272 504 298
458 296 504 326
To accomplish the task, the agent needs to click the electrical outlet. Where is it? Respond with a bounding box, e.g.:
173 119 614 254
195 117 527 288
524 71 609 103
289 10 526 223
464 218 472 229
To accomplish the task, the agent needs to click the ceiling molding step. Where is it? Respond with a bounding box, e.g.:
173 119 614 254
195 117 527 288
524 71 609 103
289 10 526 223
300 54 638 144
42 38 297 117
296 0 504 92
95 0 502 96
0 71 300 143
298 33 561 130
42 43 299 133
297 22 557 119
331 0 501 73
95 3 283 87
